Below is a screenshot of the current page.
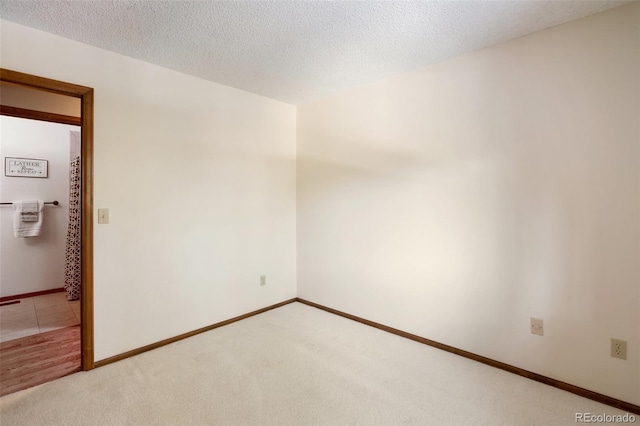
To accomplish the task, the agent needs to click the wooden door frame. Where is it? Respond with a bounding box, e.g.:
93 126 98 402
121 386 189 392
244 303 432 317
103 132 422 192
0 69 95 370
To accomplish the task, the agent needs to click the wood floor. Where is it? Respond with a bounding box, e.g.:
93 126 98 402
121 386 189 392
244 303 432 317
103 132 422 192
0 325 80 397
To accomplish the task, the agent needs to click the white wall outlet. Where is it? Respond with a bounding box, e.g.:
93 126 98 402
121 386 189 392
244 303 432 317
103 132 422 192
530 318 543 336
260 275 266 286
611 339 627 360
97 208 109 224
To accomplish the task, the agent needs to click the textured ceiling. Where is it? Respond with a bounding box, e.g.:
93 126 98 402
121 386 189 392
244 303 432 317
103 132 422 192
0 1 630 105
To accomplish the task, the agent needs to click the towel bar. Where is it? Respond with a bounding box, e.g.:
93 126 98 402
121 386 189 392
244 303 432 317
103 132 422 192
0 201 59 206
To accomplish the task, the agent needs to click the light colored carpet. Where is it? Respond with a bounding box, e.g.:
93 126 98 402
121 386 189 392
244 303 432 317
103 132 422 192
0 302 630 425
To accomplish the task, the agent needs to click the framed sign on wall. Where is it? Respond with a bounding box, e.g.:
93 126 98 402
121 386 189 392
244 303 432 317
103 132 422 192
4 157 48 178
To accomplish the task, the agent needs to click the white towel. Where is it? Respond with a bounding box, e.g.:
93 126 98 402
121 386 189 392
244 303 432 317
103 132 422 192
13 200 44 238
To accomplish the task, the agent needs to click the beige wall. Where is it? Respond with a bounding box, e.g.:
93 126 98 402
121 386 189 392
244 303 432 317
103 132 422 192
297 3 639 405
0 21 297 361
1 81 80 116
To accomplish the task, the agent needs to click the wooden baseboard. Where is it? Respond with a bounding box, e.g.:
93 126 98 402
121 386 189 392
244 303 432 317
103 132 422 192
0 288 64 303
90 296 639 414
94 298 298 368
295 298 640 415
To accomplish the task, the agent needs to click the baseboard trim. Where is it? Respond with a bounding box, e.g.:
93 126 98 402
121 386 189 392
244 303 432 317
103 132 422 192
295 298 640 415
94 298 297 368
0 288 64 303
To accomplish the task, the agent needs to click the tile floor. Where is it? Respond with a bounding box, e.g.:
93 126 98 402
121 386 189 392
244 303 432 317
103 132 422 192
0 292 80 343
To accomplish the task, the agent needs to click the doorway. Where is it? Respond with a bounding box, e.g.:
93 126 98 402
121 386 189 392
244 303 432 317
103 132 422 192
0 69 94 394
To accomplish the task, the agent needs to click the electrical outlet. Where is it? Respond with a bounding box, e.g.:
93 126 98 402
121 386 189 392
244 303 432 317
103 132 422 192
530 318 543 336
260 275 266 286
611 339 627 360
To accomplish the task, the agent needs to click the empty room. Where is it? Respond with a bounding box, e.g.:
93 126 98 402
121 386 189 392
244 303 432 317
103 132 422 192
0 1 638 425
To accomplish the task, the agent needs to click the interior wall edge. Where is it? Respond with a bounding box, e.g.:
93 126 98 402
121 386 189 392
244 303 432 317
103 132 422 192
295 298 640 415
0 105 81 125
0 288 64 303
93 298 298 368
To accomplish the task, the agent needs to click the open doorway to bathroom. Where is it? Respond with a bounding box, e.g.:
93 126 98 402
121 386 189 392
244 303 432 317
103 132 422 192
0 70 94 395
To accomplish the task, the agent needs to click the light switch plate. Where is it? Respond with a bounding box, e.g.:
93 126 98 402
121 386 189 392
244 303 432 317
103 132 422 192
97 208 109 224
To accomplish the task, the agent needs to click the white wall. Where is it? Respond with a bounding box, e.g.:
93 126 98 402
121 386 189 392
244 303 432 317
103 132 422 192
0 20 297 361
297 3 639 405
0 117 77 297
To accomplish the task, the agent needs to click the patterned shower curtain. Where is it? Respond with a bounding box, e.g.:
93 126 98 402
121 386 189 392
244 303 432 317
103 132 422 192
64 132 81 301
